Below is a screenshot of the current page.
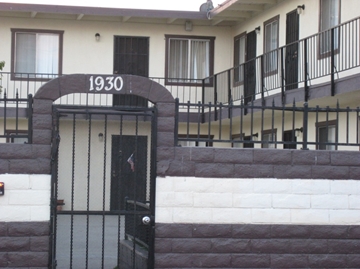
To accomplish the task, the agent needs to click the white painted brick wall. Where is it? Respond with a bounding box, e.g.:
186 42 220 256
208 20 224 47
0 174 51 222
156 177 360 225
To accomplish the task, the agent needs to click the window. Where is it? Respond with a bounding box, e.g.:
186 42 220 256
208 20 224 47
262 129 277 148
11 29 63 80
264 16 279 74
177 134 213 147
165 35 215 85
234 33 246 84
232 134 254 148
319 0 340 55
316 120 337 150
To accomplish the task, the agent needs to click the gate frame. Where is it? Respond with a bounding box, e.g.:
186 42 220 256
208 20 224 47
49 104 158 268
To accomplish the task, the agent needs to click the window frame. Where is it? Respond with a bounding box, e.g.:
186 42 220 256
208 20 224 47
316 120 337 150
231 133 254 148
263 15 280 76
177 134 213 147
318 0 341 58
11 28 64 81
233 32 246 86
165 34 215 86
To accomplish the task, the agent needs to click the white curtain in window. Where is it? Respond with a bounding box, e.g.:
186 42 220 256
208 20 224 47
265 20 278 72
190 40 209 80
36 34 59 76
320 0 340 53
169 39 188 81
15 33 36 74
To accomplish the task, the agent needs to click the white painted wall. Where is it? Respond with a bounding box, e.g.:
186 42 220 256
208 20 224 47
0 174 50 221
156 176 360 225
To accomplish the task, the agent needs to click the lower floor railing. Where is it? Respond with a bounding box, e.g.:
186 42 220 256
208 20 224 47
175 99 360 151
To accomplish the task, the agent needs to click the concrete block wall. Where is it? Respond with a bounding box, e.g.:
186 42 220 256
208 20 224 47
0 174 51 268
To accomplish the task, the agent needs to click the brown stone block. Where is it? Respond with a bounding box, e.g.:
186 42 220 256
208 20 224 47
30 236 49 252
172 238 212 253
155 223 193 238
157 117 175 132
271 225 311 238
7 252 48 267
8 222 49 237
349 167 360 180
174 147 192 161
270 254 309 268
157 147 175 161
157 102 176 117
0 237 29 252
290 239 328 254
328 239 360 254
0 159 9 173
32 114 52 130
148 84 174 103
308 254 347 268
32 99 53 114
231 254 270 268
0 144 33 159
9 158 50 174
331 151 360 166
32 145 51 159
273 165 312 179
309 225 349 239
253 149 292 165
192 224 232 238
157 132 174 147
292 150 331 165
250 239 290 254
213 148 253 164
195 163 234 178
154 238 172 253
232 224 272 239
311 165 349 179
348 226 360 239
0 252 8 267
167 160 195 177
347 254 360 267
0 223 7 236
32 129 52 144
191 148 215 163
211 238 251 253
157 160 171 176
234 164 274 178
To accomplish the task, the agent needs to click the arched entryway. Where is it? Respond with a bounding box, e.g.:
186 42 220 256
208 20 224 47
34 74 174 269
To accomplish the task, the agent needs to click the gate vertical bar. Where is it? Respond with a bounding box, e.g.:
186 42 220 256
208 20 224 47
148 106 157 269
85 114 92 269
101 114 108 269
117 114 124 268
70 113 76 269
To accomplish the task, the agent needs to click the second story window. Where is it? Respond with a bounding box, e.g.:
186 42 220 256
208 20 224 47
11 29 63 80
264 16 279 74
165 35 215 85
234 33 246 84
319 0 340 55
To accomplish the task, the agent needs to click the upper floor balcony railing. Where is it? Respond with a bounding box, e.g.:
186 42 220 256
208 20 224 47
203 16 360 105
0 16 359 107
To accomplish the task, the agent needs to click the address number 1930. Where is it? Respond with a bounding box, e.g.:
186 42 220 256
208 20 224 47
89 76 124 92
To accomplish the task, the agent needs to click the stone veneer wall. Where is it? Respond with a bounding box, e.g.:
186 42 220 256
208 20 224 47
154 146 360 268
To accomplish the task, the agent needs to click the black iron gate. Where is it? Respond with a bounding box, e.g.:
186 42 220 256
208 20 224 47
49 105 157 269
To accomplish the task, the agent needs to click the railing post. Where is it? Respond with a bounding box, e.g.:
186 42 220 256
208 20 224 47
201 79 205 123
280 47 285 105
27 94 33 144
260 55 265 106
174 98 179 146
214 74 218 121
227 70 231 118
331 28 335 96
304 38 309 102
302 102 309 150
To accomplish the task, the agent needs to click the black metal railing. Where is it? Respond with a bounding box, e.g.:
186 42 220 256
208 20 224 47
0 93 33 144
175 98 360 151
202 16 360 105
